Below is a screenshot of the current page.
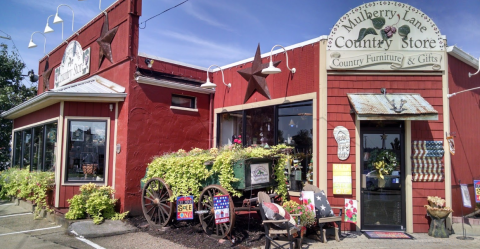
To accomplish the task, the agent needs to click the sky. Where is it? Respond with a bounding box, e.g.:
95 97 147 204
1 0 479 87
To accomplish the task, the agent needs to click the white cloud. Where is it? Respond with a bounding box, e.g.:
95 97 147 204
182 2 232 31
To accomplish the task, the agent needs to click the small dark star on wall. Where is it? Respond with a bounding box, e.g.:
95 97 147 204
43 57 53 92
237 44 280 103
97 15 118 69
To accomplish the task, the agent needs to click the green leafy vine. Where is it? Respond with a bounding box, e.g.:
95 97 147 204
145 145 291 201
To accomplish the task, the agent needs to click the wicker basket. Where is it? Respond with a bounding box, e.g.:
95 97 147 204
82 164 98 175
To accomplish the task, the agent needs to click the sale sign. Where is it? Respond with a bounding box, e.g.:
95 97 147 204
474 180 480 203
176 196 194 220
214 195 230 224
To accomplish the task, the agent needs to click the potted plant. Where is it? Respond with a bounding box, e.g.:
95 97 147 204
283 200 316 238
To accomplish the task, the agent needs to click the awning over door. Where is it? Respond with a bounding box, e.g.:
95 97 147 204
347 93 438 120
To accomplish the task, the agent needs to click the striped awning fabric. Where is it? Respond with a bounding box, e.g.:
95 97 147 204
412 141 444 182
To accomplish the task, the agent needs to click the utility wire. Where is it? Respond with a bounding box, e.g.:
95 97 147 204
139 0 189 29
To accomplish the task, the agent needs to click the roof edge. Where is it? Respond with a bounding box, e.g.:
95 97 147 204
138 52 208 71
214 35 328 71
447 46 479 70
135 76 215 94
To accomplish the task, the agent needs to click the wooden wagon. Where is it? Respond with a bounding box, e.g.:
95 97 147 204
141 157 282 239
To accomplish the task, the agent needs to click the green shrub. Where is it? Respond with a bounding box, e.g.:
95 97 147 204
65 183 128 224
0 168 54 218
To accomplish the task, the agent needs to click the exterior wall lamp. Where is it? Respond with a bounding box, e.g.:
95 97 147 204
53 4 77 40
448 58 480 98
44 15 55 34
201 65 231 89
28 31 47 55
262 45 296 75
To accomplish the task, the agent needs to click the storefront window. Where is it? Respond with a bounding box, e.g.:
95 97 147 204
218 111 243 147
13 131 22 168
44 123 58 172
217 100 313 191
245 107 274 147
22 129 32 169
66 120 107 183
12 122 58 171
278 101 313 191
32 126 44 171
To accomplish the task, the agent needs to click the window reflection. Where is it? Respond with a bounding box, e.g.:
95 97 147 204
32 126 44 171
22 130 32 169
13 131 22 168
245 107 274 147
66 120 107 182
218 111 243 147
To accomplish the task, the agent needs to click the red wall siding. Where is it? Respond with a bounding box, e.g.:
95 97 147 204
58 102 117 208
327 74 444 232
37 0 134 93
448 55 480 215
122 82 211 215
13 103 60 129
213 43 319 108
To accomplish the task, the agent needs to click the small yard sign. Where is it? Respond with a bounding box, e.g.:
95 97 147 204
214 195 230 224
176 196 194 220
474 180 480 203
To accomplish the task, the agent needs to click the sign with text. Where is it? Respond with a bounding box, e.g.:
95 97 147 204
474 180 480 203
176 196 194 220
460 184 472 208
333 164 352 195
327 1 444 71
214 195 230 224
54 41 90 88
250 163 269 185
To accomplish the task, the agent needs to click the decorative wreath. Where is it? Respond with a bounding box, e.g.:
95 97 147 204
367 149 398 179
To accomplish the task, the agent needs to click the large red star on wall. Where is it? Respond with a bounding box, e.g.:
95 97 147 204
42 57 53 92
237 44 281 103
97 15 118 69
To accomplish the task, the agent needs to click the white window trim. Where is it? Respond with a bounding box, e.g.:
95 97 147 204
170 106 198 112
61 116 110 186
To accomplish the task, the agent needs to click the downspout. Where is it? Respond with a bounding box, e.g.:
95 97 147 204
209 93 214 148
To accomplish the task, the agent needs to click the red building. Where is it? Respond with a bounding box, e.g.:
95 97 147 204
2 0 480 233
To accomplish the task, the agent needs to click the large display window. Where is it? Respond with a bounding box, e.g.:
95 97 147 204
12 121 58 171
65 120 107 183
217 100 313 191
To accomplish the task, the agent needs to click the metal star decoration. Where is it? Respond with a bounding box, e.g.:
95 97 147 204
42 58 53 92
237 44 280 103
96 15 118 69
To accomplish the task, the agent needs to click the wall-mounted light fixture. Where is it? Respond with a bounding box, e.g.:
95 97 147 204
201 65 231 89
469 57 480 78
28 31 47 55
53 4 77 40
44 15 55 33
289 119 295 127
262 45 296 75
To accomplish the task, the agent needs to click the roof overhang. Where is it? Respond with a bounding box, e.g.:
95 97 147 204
447 46 479 70
1 76 127 119
347 93 438 121
136 75 215 94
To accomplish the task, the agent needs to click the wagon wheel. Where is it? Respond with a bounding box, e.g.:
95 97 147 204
198 185 235 239
141 177 174 232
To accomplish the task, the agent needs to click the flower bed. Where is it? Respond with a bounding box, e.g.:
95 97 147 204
0 168 54 218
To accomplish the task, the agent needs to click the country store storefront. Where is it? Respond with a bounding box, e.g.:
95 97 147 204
3 0 480 234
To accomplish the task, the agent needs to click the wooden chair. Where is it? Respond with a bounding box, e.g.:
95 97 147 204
303 184 343 243
258 191 300 249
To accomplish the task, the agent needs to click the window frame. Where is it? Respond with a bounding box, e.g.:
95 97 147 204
62 116 110 186
11 118 59 171
171 94 197 111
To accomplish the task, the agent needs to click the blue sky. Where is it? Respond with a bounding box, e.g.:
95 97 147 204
1 0 479 86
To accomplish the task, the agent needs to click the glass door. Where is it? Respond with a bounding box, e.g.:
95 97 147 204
360 121 405 231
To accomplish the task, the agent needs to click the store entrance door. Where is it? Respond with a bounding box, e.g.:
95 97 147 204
360 121 405 231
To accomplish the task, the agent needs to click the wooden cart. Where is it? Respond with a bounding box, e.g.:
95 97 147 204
141 157 282 239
